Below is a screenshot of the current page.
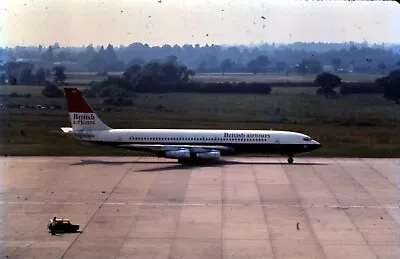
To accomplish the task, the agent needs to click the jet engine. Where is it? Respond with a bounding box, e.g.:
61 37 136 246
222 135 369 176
196 151 221 159
163 149 191 159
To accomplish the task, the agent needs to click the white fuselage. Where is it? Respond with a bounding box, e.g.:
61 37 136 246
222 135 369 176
75 129 309 144
72 128 320 156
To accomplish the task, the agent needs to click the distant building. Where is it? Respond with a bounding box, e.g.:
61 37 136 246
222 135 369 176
322 65 334 73
53 61 86 72
15 58 44 66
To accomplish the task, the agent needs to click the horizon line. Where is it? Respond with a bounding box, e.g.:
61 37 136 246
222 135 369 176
1 41 400 49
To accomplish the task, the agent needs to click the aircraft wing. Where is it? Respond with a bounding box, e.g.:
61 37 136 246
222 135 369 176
117 144 235 153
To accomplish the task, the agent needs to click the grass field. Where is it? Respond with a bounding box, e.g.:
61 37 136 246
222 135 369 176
193 72 382 83
1 84 399 157
62 72 383 85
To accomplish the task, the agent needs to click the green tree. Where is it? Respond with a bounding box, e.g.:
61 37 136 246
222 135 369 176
123 64 142 83
35 67 46 84
219 59 234 75
0 74 6 85
160 62 181 82
185 69 196 82
19 67 34 84
247 60 260 74
43 46 53 65
331 57 342 72
255 55 270 66
128 58 145 67
276 61 288 72
376 69 400 104
247 55 270 74
197 60 207 72
52 65 66 84
377 62 386 74
298 59 323 74
314 72 342 98
166 55 178 64
57 51 67 62
42 82 64 98
4 61 34 85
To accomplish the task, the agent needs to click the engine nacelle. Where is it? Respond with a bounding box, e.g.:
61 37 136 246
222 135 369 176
163 149 191 159
196 151 221 159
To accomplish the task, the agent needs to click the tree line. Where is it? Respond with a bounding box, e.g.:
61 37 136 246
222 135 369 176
79 58 400 105
0 61 67 86
1 42 399 75
1 46 399 105
3 55 398 105
81 58 273 105
314 69 400 103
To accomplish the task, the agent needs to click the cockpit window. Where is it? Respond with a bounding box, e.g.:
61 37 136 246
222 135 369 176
303 137 312 141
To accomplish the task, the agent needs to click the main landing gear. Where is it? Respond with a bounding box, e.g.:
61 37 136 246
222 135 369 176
178 158 195 164
287 156 294 164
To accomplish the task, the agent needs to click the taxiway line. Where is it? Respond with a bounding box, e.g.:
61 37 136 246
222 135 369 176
2 201 399 209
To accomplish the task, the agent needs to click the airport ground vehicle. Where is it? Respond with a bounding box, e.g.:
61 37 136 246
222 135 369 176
47 217 79 234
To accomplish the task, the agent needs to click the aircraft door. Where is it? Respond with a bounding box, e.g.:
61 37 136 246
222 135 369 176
274 133 281 145
274 133 281 154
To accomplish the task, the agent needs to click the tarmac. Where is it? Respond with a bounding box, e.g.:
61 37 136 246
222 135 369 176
0 156 399 259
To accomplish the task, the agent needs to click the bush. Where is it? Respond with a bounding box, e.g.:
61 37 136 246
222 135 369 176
96 71 108 76
96 69 274 94
134 82 272 94
9 92 32 98
316 88 327 95
82 88 97 98
340 83 382 95
314 72 342 89
42 82 63 98
9 76 17 85
155 104 166 111
98 86 114 97
103 97 134 106
316 87 338 97
96 85 136 98
100 76 132 90
0 74 6 85
375 69 400 103
88 81 99 87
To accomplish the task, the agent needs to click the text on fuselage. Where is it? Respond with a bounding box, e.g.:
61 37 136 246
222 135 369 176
72 113 95 125
224 133 270 138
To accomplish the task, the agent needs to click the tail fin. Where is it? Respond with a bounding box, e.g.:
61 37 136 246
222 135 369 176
64 87 111 131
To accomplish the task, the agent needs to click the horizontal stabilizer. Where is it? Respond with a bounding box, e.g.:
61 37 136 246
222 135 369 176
60 127 74 134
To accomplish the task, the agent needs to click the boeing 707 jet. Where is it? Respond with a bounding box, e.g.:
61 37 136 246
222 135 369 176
61 88 321 163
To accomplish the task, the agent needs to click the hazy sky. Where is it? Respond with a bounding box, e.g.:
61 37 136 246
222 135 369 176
1 0 399 47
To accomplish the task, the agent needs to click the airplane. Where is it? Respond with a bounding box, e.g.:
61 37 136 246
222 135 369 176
60 87 321 164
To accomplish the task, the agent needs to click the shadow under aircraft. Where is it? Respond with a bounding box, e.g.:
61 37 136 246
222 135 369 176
71 158 328 172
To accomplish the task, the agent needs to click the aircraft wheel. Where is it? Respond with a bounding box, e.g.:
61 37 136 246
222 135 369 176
177 158 186 164
178 158 193 164
288 157 294 164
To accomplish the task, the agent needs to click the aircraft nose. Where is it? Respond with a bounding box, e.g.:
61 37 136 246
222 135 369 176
312 140 321 148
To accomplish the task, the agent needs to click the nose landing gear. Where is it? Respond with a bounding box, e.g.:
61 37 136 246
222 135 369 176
287 156 294 164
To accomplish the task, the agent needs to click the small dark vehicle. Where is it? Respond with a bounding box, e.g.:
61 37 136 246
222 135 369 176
48 217 79 234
